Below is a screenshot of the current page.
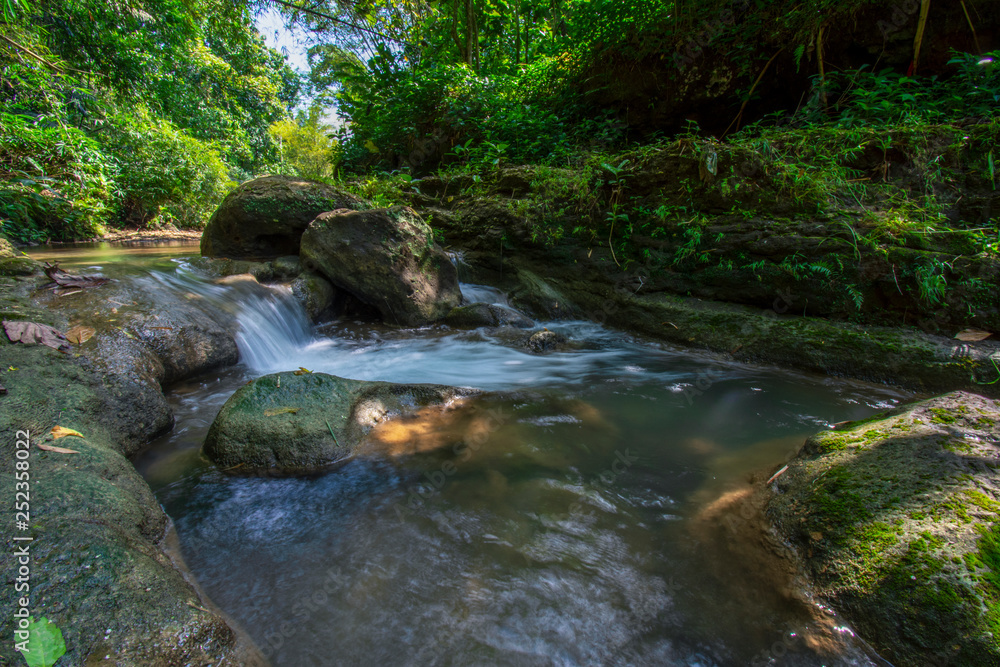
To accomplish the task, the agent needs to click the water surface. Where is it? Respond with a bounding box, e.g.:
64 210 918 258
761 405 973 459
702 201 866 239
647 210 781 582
38 244 907 666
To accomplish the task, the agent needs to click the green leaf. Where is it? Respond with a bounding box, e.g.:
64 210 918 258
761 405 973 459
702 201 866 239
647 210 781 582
18 617 67 667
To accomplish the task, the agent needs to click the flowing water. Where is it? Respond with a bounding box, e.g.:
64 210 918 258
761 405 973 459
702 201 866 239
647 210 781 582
40 243 912 666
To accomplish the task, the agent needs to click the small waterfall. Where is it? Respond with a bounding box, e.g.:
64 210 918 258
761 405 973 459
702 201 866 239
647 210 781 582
233 285 313 373
145 263 314 374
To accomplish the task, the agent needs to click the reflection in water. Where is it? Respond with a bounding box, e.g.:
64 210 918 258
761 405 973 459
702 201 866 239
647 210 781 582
36 245 902 666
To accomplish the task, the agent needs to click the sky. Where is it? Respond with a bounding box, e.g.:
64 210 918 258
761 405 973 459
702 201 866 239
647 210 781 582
255 6 311 74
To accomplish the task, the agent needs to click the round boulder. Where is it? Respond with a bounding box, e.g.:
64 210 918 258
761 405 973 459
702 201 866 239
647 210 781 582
203 371 474 475
200 175 364 260
300 206 461 326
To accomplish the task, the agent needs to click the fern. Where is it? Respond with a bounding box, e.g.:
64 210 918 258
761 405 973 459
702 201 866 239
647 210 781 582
794 44 806 73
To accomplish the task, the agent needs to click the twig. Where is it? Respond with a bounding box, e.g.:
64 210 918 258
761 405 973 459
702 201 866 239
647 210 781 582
325 420 340 446
722 48 785 138
608 218 620 267
959 0 983 54
269 0 405 42
911 0 932 74
766 465 789 486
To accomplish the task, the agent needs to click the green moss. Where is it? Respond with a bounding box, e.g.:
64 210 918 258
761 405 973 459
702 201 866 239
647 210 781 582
965 490 1000 515
848 521 901 587
931 408 960 424
971 522 1000 639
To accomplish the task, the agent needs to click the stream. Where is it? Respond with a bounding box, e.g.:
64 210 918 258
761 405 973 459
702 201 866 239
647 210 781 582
37 242 911 667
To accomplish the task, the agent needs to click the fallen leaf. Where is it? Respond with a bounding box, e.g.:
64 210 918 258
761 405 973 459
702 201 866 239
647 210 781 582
51 425 83 439
38 443 80 454
293 367 313 375
7 366 17 371
810 531 824 541
43 262 109 290
264 407 300 417
65 326 95 345
956 328 993 342
3 320 71 352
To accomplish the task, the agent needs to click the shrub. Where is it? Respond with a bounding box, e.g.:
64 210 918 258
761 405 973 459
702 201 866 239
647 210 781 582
0 112 112 243
98 109 234 229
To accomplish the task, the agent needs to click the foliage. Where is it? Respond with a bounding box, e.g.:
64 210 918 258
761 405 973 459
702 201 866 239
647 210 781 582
0 112 112 243
17 617 66 667
269 106 339 180
0 0 298 241
780 51 1000 128
97 108 234 229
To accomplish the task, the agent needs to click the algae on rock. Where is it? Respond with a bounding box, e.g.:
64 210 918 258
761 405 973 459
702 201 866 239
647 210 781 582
766 392 1000 666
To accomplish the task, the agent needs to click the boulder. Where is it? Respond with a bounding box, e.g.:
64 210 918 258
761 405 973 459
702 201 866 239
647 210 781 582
766 392 1000 666
0 275 261 666
300 206 461 326
444 302 534 329
525 329 570 353
203 371 475 475
0 256 42 276
291 272 336 321
200 175 364 260
0 235 16 257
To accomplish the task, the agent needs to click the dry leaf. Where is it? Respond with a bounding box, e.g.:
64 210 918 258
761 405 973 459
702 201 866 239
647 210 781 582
51 425 83 439
264 407 300 417
43 262 109 290
38 442 80 454
956 328 993 342
293 367 313 375
65 326 95 345
3 320 71 352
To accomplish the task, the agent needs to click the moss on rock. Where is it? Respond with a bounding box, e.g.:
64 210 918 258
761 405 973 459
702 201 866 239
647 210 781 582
203 371 476 475
200 175 365 260
766 392 1000 666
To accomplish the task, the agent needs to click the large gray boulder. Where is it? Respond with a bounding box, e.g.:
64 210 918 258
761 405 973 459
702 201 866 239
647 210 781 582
203 371 475 475
200 175 364 259
300 206 461 326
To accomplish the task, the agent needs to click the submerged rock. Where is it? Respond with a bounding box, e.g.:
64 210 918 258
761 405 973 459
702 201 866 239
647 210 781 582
525 329 569 353
444 302 534 329
200 175 364 260
766 392 1000 666
300 206 461 326
203 371 475 475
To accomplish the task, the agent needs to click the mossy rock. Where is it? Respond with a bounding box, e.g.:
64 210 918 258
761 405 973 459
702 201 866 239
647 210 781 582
300 206 461 326
203 371 475 475
0 235 17 258
0 271 263 664
767 392 1000 666
0 256 43 276
200 175 365 260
